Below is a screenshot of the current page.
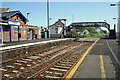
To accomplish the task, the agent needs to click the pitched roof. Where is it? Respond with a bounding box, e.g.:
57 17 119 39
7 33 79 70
49 20 65 27
1 11 28 22
0 8 10 13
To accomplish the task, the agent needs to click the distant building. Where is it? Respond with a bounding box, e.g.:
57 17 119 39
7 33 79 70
49 20 66 38
0 9 39 42
40 27 49 38
94 27 101 33
80 30 89 35
0 8 10 13
26 25 39 40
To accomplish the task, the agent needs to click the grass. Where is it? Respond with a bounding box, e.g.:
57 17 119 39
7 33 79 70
80 33 107 38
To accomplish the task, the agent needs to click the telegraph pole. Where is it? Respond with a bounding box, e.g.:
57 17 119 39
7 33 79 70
47 0 50 38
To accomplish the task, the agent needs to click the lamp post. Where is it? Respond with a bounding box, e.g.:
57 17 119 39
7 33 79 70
27 13 30 19
27 13 30 24
111 3 120 80
26 13 30 40
110 2 120 45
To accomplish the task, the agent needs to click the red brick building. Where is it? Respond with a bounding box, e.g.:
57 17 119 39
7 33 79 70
26 25 39 40
0 8 39 42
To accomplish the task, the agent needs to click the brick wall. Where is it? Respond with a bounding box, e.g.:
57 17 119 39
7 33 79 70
3 14 39 42
3 31 9 42
3 14 28 42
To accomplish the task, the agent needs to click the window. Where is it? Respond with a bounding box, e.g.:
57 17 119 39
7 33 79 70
3 25 10 31
14 27 22 33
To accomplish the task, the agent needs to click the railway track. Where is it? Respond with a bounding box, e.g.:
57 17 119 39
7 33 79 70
1 41 82 78
27 42 91 79
2 41 72 64
1 39 96 79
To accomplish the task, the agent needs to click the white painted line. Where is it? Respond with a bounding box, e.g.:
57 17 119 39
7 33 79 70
0 38 73 51
106 40 120 66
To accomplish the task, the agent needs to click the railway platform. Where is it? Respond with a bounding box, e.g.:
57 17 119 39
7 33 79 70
72 39 119 79
0 38 73 51
0 38 58 47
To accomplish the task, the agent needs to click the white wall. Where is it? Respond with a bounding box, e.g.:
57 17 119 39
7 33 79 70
58 27 63 34
49 26 63 34
49 26 56 34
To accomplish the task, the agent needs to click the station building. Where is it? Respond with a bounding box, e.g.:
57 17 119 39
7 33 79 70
0 8 39 43
49 19 66 38
26 25 39 40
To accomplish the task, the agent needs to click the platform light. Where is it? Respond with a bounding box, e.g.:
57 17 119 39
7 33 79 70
110 4 116 6
110 2 120 45
27 13 30 20
113 18 116 20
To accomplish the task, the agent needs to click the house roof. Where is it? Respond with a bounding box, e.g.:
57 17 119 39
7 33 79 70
1 11 28 22
0 8 10 13
49 20 65 27
26 25 39 29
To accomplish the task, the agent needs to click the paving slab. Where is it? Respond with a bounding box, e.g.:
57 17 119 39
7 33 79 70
73 39 117 79
73 55 101 78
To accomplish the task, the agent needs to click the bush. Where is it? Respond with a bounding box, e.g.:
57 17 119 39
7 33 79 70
80 33 107 38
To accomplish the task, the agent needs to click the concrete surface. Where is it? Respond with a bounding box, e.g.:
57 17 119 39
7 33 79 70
73 39 118 79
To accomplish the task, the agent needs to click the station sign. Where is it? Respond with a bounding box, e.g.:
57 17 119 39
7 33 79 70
8 20 21 26
0 21 8 25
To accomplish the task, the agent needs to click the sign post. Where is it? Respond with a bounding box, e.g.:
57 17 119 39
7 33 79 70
118 1 120 45
0 26 3 45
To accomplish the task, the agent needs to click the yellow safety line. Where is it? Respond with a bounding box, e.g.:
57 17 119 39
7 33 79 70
100 55 106 80
65 38 100 79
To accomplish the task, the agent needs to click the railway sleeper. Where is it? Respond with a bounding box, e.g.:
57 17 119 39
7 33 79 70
54 66 70 69
57 63 73 67
60 61 74 64
14 63 22 65
32 62 37 64
3 72 20 78
0 68 7 71
26 64 31 67
3 65 16 69
3 74 10 77
22 58 32 61
44 72 63 77
19 67 25 70
45 71 63 76
29 56 40 59
16 60 27 63
12 70 18 73
50 68 67 72
45 75 61 78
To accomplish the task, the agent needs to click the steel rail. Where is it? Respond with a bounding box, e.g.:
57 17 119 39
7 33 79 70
2 42 80 77
27 42 90 79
